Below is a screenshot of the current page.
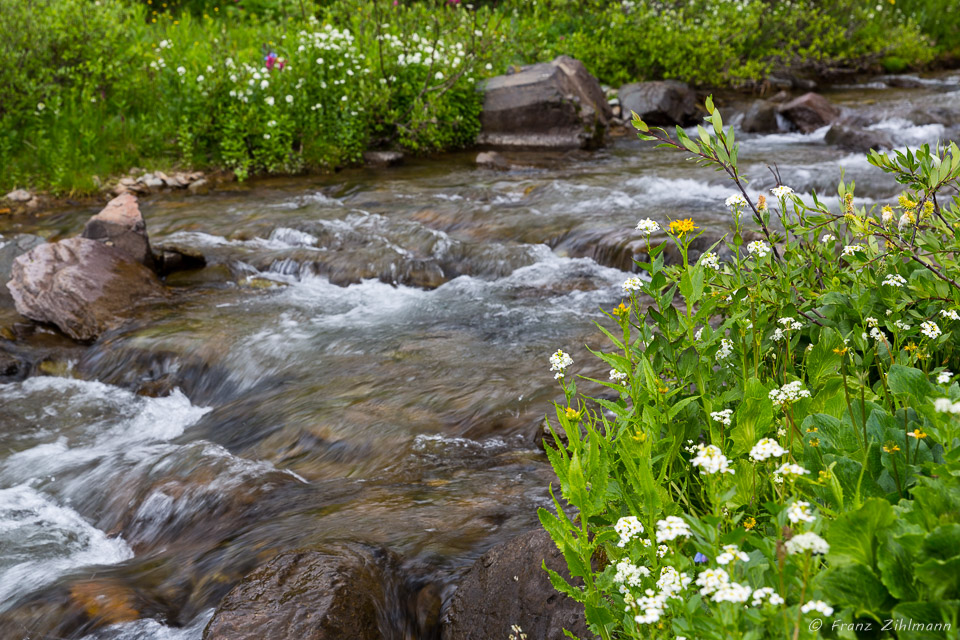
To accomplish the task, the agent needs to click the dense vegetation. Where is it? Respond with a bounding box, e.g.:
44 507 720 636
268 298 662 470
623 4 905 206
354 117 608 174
541 107 960 638
0 0 956 193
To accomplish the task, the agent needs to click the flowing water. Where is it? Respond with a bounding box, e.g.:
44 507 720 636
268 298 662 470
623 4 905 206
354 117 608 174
1 75 959 639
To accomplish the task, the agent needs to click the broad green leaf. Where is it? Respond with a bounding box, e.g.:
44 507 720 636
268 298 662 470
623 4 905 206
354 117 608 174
819 563 892 617
827 498 896 568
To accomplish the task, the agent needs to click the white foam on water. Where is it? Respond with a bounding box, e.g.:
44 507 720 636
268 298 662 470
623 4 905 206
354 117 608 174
268 226 320 247
867 118 947 147
79 609 214 640
0 484 133 611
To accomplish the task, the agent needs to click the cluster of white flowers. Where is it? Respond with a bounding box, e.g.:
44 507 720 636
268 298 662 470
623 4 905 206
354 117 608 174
712 581 753 604
921 321 942 339
882 274 907 287
609 369 628 383
778 317 803 331
725 194 747 209
938 370 953 385
716 544 749 565
656 566 692 597
942 309 960 321
747 240 770 258
710 409 733 426
881 207 895 224
774 462 810 483
695 567 730 596
787 501 816 524
786 532 830 555
549 350 573 380
821 233 836 243
655 516 692 543
841 244 863 257
933 397 960 414
801 600 834 616
716 338 734 361
622 277 644 293
615 516 644 547
690 444 735 475
749 438 786 462
869 327 886 343
770 185 794 198
771 328 786 342
751 587 785 607
635 218 660 235
768 381 811 406
614 559 650 588
699 252 720 270
865 317 878 328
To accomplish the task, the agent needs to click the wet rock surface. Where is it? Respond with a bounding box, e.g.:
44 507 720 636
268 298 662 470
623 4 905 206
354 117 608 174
6 237 167 341
824 124 893 152
778 92 841 132
478 56 612 149
204 546 403 640
741 99 781 133
0 234 45 291
442 529 593 640
618 80 698 126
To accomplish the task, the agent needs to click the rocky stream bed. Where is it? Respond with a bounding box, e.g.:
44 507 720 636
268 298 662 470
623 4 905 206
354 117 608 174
1 61 959 640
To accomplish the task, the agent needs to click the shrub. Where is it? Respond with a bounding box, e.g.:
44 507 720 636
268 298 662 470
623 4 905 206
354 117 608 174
540 102 960 638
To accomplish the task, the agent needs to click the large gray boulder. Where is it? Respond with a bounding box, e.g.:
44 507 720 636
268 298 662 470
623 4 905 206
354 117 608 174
6 237 166 341
204 546 400 640
619 80 698 126
442 529 593 640
82 193 155 269
478 56 613 149
778 92 840 133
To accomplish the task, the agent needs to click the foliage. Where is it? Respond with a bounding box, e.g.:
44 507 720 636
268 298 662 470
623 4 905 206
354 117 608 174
539 100 960 638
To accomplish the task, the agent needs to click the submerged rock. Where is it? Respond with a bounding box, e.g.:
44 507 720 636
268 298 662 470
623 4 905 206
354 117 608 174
442 529 592 640
478 55 612 149
778 92 840 133
475 151 511 170
824 124 893 152
364 150 405 166
204 546 400 640
6 237 166 341
0 234 45 290
618 80 698 126
82 193 155 269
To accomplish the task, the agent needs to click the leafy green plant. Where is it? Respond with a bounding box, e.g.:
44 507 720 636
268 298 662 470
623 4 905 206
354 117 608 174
539 100 960 638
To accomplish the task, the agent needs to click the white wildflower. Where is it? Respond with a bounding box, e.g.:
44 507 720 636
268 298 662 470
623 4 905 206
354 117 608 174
786 532 830 555
938 370 952 385
787 501 816 524
265 96 275 106
716 544 749 566
716 338 734 360
710 409 733 426
941 309 960 321
747 240 770 258
771 185 794 198
699 252 720 270
841 244 863 257
712 581 752 604
656 566 691 597
614 559 650 586
921 321 942 339
749 438 786 462
635 218 660 235
801 601 834 616
695 567 730 596
655 516 692 543
774 462 810 482
768 381 811 406
821 233 835 243
614 516 644 547
610 369 628 383
549 349 573 380
690 444 735 475
751 587 785 607
882 274 907 287
725 194 747 209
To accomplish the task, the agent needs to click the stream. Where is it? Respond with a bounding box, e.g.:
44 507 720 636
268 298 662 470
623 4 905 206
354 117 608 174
1 74 959 639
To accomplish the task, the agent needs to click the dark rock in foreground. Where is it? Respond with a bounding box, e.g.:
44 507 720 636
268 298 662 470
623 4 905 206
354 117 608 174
619 80 698 126
824 124 893 152
442 529 593 640
204 546 401 640
478 56 612 150
6 237 167 341
778 92 840 133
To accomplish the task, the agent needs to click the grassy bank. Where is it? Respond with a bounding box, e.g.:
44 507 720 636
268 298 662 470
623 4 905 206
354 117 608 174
1 0 956 195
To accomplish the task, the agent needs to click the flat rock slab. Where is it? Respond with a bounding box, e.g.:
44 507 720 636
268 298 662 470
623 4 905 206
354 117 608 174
442 529 594 640
479 55 612 149
7 237 166 341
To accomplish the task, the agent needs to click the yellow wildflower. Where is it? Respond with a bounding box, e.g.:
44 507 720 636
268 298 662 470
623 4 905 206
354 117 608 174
565 407 581 420
907 428 927 439
668 218 698 238
743 517 756 530
883 443 901 453
833 346 849 356
898 194 917 210
809 438 820 448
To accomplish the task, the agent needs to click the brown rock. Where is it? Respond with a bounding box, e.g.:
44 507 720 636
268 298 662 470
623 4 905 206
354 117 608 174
363 150 405 166
442 529 594 640
478 56 613 149
475 151 511 170
82 193 155 269
741 100 781 133
6 237 166 341
778 92 840 133
204 546 398 640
